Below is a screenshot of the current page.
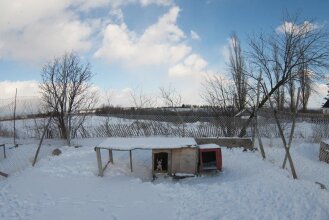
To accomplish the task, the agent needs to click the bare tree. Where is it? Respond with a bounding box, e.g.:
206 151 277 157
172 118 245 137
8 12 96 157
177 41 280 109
159 86 182 108
298 52 312 112
129 87 157 109
201 74 238 137
272 44 285 111
229 32 248 111
40 52 97 141
159 85 185 136
240 15 329 136
287 74 296 112
201 74 236 116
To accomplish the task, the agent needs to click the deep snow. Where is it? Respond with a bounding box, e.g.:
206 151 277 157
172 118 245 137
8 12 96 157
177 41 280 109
0 137 329 220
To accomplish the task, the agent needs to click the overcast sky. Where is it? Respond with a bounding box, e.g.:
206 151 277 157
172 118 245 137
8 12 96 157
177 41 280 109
0 0 328 107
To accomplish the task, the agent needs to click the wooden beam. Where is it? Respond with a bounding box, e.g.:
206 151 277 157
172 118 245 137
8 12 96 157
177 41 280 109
152 150 154 176
13 88 17 146
256 127 266 159
32 116 52 166
95 147 103 177
109 149 113 164
129 150 133 172
0 171 8 178
0 144 5 159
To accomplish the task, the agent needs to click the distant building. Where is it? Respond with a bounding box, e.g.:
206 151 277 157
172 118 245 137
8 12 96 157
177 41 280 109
322 100 329 114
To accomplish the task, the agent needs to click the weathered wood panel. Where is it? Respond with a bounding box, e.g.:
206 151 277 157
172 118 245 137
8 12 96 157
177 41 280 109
171 148 198 175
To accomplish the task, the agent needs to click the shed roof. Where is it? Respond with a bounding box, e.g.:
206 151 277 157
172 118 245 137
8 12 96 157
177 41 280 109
198 144 222 149
98 137 197 150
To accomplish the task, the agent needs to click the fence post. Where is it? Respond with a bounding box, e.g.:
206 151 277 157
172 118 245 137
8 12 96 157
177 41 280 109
96 147 103 177
13 88 17 145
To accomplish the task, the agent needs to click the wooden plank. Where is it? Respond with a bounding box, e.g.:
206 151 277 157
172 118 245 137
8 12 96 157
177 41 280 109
109 149 114 164
0 171 8 178
32 116 52 166
0 144 5 159
172 148 198 175
129 150 133 172
95 147 104 177
152 150 154 176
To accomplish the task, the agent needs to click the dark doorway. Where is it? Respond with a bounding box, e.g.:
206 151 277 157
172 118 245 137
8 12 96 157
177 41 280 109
154 152 168 172
201 151 216 168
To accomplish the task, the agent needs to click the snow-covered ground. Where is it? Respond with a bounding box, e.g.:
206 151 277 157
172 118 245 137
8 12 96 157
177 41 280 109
0 136 328 220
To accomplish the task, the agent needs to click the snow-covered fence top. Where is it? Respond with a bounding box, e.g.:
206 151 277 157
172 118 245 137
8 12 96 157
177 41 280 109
97 137 197 150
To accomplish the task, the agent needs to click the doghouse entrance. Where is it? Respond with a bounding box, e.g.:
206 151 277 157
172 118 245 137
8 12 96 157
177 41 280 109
201 151 217 169
154 152 169 172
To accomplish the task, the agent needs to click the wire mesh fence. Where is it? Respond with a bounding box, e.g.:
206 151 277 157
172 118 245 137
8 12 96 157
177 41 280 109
86 114 245 138
1 111 329 143
1 95 329 142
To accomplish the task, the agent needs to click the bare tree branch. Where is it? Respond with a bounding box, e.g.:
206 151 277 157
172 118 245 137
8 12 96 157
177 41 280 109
39 52 97 140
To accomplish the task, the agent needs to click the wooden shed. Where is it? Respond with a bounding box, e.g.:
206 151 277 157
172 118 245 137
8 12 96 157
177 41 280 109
95 137 198 177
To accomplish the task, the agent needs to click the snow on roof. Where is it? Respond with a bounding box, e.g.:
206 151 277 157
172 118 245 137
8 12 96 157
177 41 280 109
198 137 251 140
97 137 197 150
198 144 222 149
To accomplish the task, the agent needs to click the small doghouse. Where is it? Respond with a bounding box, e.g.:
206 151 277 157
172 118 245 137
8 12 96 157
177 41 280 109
152 146 198 176
198 144 222 172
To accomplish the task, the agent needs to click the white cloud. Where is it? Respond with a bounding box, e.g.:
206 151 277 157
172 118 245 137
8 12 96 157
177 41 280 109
0 81 40 99
190 30 200 40
309 82 327 109
0 0 67 33
76 0 172 11
94 5 216 106
109 8 125 23
0 17 92 63
0 0 93 63
0 1 213 106
0 0 173 63
276 21 318 35
95 6 191 66
168 54 208 78
139 0 172 7
100 87 133 107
